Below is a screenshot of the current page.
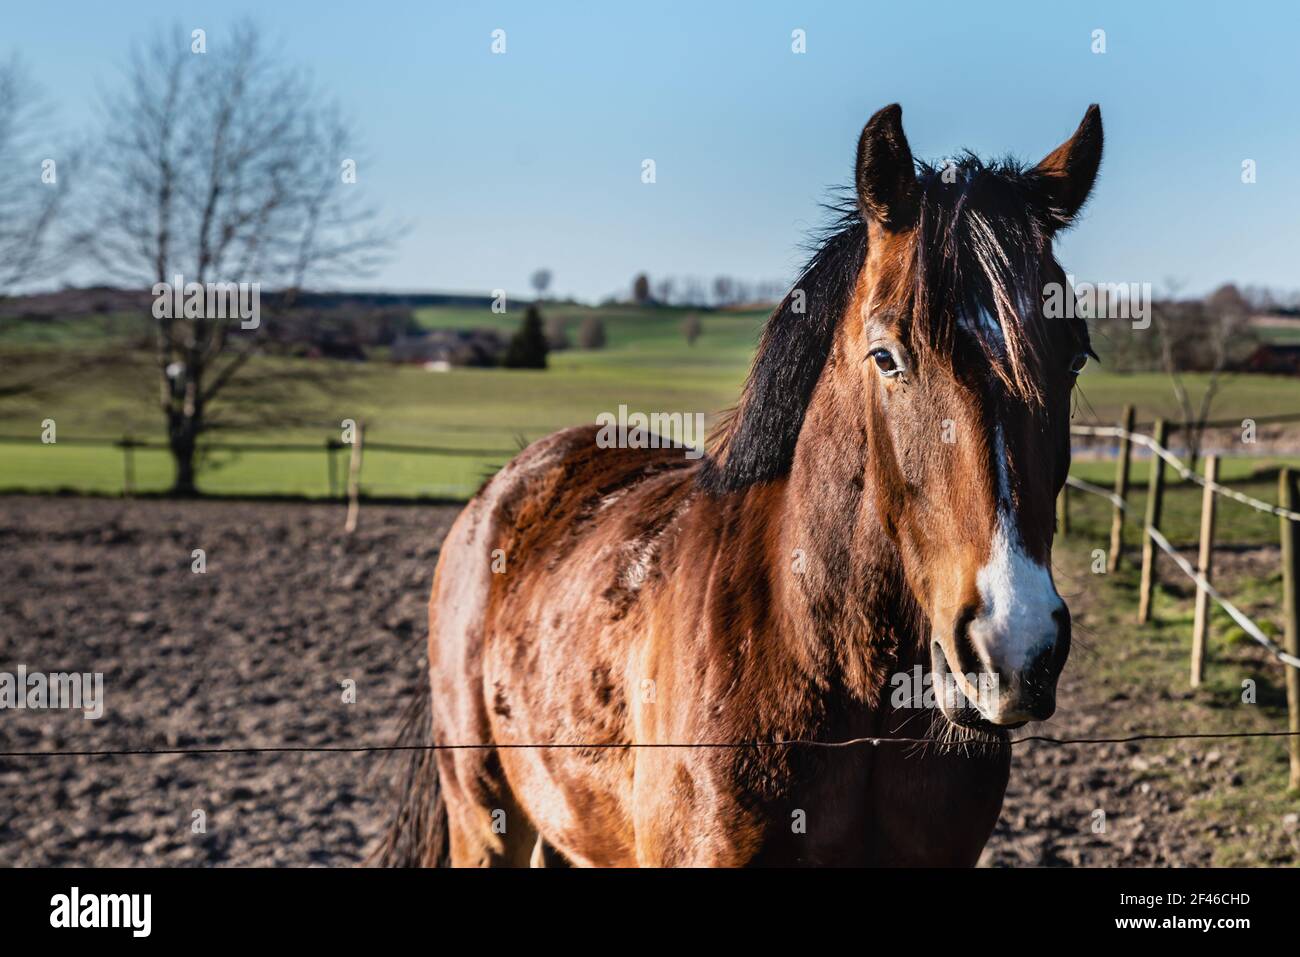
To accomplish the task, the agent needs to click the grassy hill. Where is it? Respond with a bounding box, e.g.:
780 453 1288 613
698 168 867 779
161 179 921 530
0 301 1298 499
0 304 763 497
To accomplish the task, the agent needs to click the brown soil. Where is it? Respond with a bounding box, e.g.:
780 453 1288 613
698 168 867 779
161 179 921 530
0 496 446 866
0 495 1277 866
985 542 1297 866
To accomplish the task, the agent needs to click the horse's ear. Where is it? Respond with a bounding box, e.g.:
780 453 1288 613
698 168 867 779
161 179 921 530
856 104 918 231
1032 104 1103 230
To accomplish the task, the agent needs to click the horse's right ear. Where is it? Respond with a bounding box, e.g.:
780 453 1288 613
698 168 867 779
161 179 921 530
1031 104 1103 231
856 104 919 231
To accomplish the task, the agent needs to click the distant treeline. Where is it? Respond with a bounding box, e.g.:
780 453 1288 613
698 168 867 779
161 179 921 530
0 286 503 319
619 273 787 309
1085 282 1300 374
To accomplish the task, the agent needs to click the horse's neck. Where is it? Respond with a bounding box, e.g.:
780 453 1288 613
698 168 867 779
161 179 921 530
766 358 920 704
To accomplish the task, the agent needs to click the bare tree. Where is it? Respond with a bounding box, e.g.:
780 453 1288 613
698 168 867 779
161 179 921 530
1240 284 1277 313
0 55 92 398
682 312 701 346
681 276 707 307
578 316 606 349
0 56 68 298
1150 280 1255 470
632 273 651 305
86 23 398 494
653 276 675 305
530 268 552 301
544 312 569 350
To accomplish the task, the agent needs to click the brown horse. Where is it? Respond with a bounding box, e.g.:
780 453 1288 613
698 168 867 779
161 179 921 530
380 103 1102 867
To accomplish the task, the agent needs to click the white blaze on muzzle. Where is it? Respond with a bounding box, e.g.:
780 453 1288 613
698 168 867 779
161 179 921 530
965 424 1064 719
969 515 1062 674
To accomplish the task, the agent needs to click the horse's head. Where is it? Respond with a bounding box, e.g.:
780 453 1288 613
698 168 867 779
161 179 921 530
850 105 1101 729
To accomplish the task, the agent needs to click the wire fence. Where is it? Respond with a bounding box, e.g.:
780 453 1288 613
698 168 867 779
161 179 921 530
7 410 1300 503
1072 424 1300 522
1065 407 1300 790
4 728 1300 758
1066 473 1300 668
0 429 521 501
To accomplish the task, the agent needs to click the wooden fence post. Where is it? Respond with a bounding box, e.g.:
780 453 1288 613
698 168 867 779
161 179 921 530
1056 483 1069 538
1280 468 1300 791
1107 404 1135 573
1189 454 1218 688
344 421 365 534
1137 418 1168 624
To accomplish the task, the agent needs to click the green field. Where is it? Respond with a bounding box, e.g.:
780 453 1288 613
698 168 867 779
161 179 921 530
0 305 765 497
1 303 1298 499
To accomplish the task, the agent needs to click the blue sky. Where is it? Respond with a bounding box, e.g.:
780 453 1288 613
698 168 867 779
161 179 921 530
10 0 1300 301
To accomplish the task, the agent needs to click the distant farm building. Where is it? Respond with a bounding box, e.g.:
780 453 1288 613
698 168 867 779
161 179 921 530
390 330 505 368
1242 343 1300 375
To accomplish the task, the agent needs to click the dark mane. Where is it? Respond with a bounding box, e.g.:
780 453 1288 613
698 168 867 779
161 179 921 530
698 154 1069 495
696 201 866 494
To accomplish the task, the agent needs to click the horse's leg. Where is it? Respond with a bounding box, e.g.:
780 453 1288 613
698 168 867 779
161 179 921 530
438 749 538 867
529 835 569 868
445 806 537 867
429 476 544 868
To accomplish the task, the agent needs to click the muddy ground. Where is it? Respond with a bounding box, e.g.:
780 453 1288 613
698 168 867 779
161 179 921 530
0 496 444 866
0 495 1276 866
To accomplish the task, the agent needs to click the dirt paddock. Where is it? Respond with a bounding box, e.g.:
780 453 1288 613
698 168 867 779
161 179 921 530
0 495 1244 866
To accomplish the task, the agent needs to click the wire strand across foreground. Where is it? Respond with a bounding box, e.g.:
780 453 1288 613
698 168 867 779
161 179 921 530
3 729 1300 758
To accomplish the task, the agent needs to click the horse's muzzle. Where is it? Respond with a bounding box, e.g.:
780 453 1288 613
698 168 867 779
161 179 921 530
935 604 1071 729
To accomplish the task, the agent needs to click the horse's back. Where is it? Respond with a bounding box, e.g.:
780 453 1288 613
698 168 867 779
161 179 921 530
429 424 696 678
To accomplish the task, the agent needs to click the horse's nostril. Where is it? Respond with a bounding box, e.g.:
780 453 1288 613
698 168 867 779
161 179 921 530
950 604 984 678
1026 693 1056 722
955 604 979 639
1020 643 1063 693
958 601 1070 724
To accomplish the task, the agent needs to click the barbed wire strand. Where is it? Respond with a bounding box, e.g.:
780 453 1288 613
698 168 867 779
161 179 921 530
3 729 1300 759
1065 474 1300 669
1070 424 1300 522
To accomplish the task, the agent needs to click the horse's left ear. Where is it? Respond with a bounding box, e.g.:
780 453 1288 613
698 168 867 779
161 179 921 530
856 104 919 230
1031 104 1103 230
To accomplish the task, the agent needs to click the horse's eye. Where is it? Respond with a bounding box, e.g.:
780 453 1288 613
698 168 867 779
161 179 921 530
870 348 901 377
1069 352 1089 375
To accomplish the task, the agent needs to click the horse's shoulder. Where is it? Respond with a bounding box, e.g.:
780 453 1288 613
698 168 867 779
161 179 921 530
465 425 697 566
486 423 693 507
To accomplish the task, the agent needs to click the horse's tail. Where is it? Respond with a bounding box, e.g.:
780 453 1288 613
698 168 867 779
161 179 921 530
370 666 450 867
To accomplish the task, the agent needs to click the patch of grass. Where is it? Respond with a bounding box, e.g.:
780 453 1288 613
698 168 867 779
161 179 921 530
1073 366 1300 424
1 302 1299 498
0 304 764 496
1064 468 1297 550
1055 527 1299 865
0 312 152 347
